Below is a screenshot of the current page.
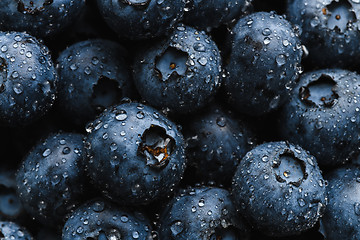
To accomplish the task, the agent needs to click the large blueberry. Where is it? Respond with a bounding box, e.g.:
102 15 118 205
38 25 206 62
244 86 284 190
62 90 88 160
0 32 57 126
62 199 153 240
56 39 134 126
16 132 87 227
279 69 360 167
97 0 184 40
232 141 327 237
184 105 255 185
85 102 186 205
158 186 249 239
224 11 303 116
320 165 360 240
133 24 222 114
287 0 360 68
0 0 85 39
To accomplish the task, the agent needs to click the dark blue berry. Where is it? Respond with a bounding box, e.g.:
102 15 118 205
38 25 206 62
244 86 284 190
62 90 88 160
158 186 249 239
85 102 186 205
62 199 153 240
184 105 255 185
133 24 222 114
16 132 87 227
0 169 26 222
0 32 57 126
0 0 86 39
224 11 303 116
320 165 360 240
287 0 360 68
96 0 184 40
232 141 327 237
279 69 360 167
56 39 134 126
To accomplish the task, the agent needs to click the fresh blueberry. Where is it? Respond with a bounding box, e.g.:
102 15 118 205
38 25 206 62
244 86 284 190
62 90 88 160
0 168 26 222
0 32 57 126
287 0 360 68
133 24 222 114
224 11 303 116
232 141 327 237
0 221 33 240
158 186 249 239
56 39 134 126
183 0 253 31
320 165 360 240
0 0 86 39
184 105 255 185
62 199 153 240
16 132 87 227
279 69 360 167
85 102 186 205
96 0 184 40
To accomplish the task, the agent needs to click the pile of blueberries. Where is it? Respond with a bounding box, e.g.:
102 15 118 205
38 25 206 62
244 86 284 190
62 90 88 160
1 0 360 239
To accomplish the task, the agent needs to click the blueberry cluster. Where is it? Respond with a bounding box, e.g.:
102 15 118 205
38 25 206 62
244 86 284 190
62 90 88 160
1 0 360 239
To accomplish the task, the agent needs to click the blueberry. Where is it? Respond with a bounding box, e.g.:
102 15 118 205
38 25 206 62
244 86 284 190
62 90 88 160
97 0 184 40
0 221 33 240
184 105 255 185
85 102 186 205
0 32 57 126
16 132 87 227
56 39 134 126
231 141 327 237
224 11 303 116
183 0 253 30
287 0 360 68
158 186 249 239
62 199 153 240
0 0 86 39
133 24 222 114
320 165 360 240
0 169 26 222
279 69 360 167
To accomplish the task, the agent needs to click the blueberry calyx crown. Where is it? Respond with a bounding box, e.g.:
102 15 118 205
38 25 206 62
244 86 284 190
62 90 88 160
138 124 175 168
273 149 307 187
91 76 123 113
17 0 54 15
299 74 339 108
322 0 356 33
155 47 188 82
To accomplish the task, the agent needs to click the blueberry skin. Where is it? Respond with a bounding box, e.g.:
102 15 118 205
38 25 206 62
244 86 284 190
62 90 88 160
0 221 33 240
232 141 327 237
184 105 255 185
56 39 134 126
183 0 253 30
0 32 57 126
287 0 360 68
0 0 85 39
224 12 303 116
133 24 222 114
16 132 87 227
320 166 360 240
279 69 360 167
85 102 186 205
158 186 249 240
97 0 184 40
62 199 153 240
